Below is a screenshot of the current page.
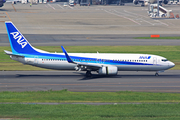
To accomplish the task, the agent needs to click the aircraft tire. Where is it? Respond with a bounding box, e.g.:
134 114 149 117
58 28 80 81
155 73 159 76
86 71 92 77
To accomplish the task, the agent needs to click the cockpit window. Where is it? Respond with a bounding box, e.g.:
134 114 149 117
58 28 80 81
162 59 168 62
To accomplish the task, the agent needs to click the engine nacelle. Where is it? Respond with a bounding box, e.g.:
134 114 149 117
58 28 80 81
164 0 168 4
133 0 139 5
0 0 5 7
98 66 118 75
0 3 3 7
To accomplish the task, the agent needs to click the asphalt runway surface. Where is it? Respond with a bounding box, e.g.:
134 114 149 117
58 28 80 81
1 3 180 93
0 70 180 92
1 3 180 35
1 3 180 46
1 34 180 46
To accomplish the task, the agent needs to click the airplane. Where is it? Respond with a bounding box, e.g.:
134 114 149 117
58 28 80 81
133 0 169 6
4 21 175 77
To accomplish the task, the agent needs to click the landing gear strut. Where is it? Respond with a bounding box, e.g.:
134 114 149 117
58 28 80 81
86 70 92 77
155 72 159 76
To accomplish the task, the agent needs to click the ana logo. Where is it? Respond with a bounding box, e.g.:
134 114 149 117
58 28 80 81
139 56 151 59
10 32 27 48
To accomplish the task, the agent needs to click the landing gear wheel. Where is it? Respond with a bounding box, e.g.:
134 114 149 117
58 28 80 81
155 73 159 76
86 71 92 77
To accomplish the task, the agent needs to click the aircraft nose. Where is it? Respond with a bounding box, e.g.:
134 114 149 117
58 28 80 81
169 61 175 68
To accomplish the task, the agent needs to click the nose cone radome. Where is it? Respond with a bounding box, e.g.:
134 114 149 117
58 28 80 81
169 61 175 68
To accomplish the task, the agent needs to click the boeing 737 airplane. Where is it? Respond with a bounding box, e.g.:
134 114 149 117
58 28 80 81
4 21 175 77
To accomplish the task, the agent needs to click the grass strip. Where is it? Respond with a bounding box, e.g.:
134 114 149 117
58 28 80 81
1 46 180 70
1 90 180 103
0 103 180 120
135 37 180 39
0 63 48 71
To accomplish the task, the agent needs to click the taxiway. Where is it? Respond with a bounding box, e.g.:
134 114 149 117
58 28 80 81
0 70 180 92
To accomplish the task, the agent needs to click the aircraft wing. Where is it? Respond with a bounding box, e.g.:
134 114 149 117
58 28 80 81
61 46 104 70
76 62 102 68
4 50 24 58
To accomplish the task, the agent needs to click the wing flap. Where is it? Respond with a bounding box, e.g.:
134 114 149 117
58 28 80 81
76 62 102 68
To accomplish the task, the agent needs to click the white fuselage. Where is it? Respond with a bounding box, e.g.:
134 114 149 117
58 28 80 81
11 53 175 72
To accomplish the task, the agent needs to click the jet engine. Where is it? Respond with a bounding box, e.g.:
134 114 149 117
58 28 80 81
0 0 5 7
98 66 118 75
133 0 139 5
163 0 168 4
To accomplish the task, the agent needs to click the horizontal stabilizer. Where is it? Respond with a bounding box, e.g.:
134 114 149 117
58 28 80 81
4 50 24 57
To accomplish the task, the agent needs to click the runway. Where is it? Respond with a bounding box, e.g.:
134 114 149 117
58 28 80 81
0 70 180 92
1 34 180 46
1 3 180 93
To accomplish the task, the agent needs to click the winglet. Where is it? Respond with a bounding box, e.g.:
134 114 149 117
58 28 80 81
61 46 74 63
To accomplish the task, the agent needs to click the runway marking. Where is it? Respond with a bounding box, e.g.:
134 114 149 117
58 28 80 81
104 10 141 25
2 79 180 85
154 20 169 26
68 5 74 9
5 12 12 21
57 4 64 9
48 4 55 10
122 10 155 26
1 83 180 88
113 10 154 26
166 22 176 27
124 10 149 19
112 10 137 18
11 4 17 12
45 5 49 8
0 16 6 18
123 10 170 27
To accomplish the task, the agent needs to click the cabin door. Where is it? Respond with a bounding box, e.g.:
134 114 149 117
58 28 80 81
153 57 157 65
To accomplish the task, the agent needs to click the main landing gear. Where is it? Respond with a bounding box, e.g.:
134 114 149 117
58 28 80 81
86 70 92 77
155 72 159 76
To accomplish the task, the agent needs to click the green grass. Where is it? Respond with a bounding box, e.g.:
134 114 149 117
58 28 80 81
1 90 180 103
1 46 180 70
135 36 180 39
1 90 180 119
1 103 180 120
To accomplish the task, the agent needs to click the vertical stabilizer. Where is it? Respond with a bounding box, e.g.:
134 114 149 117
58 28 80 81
5 21 38 54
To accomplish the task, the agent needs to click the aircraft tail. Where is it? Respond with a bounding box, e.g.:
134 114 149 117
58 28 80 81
5 21 39 54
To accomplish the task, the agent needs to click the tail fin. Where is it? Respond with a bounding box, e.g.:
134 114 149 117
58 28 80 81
5 21 39 54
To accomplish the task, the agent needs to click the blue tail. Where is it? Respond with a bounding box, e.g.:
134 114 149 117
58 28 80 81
5 21 38 54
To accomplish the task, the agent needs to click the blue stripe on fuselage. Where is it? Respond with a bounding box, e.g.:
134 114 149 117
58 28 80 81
22 52 154 66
